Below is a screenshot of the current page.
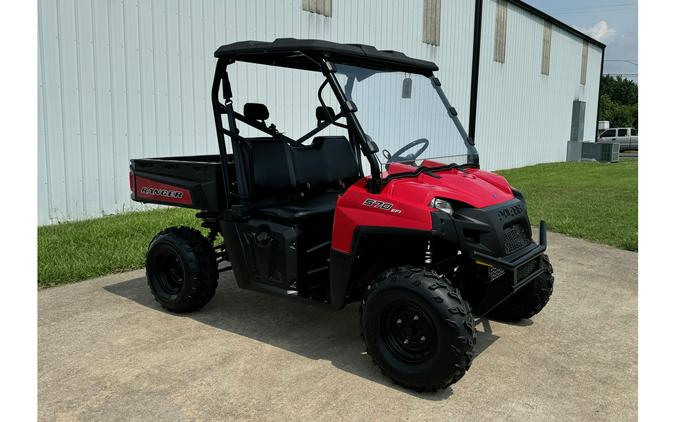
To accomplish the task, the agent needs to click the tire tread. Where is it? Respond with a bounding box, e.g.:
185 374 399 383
146 226 218 313
359 265 476 391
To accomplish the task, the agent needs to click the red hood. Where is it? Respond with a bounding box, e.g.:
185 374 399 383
382 164 514 208
332 164 516 254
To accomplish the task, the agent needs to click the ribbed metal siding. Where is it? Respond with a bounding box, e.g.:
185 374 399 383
38 0 601 225
475 0 602 170
38 0 475 225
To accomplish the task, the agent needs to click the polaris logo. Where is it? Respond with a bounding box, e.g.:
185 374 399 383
140 186 184 199
497 204 523 221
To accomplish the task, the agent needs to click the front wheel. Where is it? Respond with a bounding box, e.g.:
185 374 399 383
489 254 554 321
360 266 476 391
146 226 218 313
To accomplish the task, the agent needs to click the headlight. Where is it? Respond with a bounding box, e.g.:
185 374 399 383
430 198 453 215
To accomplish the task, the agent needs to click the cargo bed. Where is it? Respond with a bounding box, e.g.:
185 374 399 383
130 155 230 211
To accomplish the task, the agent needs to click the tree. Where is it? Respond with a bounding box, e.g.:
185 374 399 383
598 76 638 129
600 75 638 105
599 94 638 129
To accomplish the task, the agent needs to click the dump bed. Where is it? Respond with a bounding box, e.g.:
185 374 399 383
130 155 227 211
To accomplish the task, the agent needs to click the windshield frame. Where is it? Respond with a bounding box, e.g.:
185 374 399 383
323 61 479 189
212 54 480 197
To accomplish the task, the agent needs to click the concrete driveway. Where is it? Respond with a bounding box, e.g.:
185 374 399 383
38 231 637 421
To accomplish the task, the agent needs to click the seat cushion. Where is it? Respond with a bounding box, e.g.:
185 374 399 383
254 193 338 220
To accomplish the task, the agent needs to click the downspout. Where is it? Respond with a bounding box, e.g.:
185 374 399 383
595 46 606 142
468 0 484 144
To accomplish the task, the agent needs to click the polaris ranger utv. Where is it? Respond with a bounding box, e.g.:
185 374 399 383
130 39 554 390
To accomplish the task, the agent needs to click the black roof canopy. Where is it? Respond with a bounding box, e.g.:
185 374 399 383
214 38 439 75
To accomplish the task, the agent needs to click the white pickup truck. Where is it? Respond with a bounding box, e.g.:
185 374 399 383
598 127 638 151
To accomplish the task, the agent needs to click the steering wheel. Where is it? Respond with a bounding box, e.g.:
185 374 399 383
383 138 430 164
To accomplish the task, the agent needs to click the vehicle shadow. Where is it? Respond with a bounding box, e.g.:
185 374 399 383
104 275 500 399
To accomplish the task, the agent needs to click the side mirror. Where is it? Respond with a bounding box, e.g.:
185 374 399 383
402 77 412 99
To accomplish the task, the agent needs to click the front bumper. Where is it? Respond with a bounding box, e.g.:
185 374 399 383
430 198 548 316
469 220 548 316
473 220 547 287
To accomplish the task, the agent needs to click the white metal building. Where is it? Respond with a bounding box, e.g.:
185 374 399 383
38 0 604 225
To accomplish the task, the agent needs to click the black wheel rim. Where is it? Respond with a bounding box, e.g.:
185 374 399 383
155 249 184 296
381 301 436 364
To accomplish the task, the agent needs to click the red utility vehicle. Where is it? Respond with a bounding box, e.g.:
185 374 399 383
130 39 554 390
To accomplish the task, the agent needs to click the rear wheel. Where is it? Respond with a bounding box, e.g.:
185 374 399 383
489 254 554 321
360 266 476 391
146 226 218 313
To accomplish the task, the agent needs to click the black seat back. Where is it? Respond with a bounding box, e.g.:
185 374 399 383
248 136 358 195
291 136 359 187
248 138 295 192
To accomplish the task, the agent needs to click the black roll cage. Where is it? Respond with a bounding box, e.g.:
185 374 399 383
210 53 479 207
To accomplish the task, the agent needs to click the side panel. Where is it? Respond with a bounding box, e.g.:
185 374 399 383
220 219 300 290
130 157 223 210
134 176 193 206
331 181 433 254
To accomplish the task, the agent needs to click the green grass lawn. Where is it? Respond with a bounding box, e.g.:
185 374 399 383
497 160 637 252
38 207 200 287
38 160 637 287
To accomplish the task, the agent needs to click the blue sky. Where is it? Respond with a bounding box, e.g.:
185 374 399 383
526 0 638 80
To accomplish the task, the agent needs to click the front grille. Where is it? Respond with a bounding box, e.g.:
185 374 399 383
488 266 506 281
503 224 529 254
